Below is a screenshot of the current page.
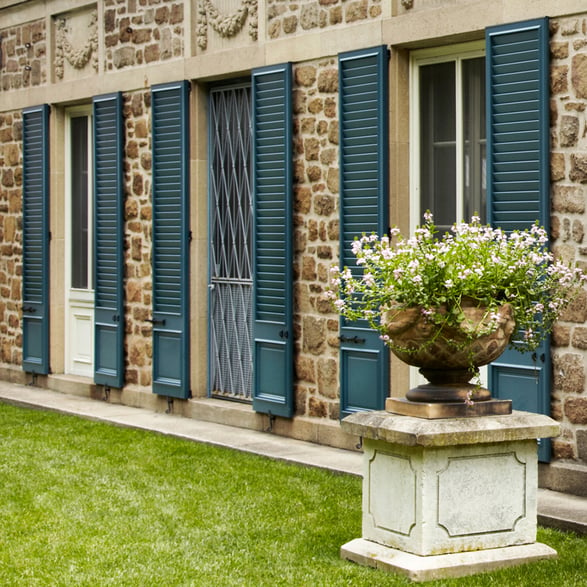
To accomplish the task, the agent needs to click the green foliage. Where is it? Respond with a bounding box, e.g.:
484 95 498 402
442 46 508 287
329 214 587 355
0 403 585 586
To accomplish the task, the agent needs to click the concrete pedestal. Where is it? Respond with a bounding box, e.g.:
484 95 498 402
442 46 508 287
340 410 560 581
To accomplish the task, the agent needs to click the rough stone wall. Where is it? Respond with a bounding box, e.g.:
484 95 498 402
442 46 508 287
104 0 184 71
268 0 382 39
0 111 23 365
549 17 587 462
123 91 153 388
292 59 341 419
0 19 47 91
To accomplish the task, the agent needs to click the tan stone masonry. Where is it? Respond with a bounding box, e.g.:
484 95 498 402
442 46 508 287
267 0 382 39
549 16 587 460
104 0 184 71
0 111 23 366
292 58 341 420
123 90 154 389
0 19 46 91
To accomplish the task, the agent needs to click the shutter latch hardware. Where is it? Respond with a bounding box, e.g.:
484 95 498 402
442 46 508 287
22 306 36 313
279 329 289 339
146 318 166 326
339 335 366 344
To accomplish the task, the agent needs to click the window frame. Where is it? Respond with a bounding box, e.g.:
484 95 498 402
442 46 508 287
65 105 94 293
409 41 485 230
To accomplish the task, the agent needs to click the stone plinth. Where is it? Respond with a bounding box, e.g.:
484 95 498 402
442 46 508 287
340 410 560 581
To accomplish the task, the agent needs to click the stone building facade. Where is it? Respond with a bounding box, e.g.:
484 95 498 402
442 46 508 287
549 15 587 469
1 0 587 496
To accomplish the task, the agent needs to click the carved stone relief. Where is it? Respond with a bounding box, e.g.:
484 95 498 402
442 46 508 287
197 0 258 50
54 9 98 79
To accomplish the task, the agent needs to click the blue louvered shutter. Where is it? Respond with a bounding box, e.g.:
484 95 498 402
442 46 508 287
251 63 294 418
22 105 50 375
151 81 191 399
486 18 551 461
93 92 125 388
338 46 390 417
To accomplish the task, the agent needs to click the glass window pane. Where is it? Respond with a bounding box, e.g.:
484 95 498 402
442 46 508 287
433 146 457 231
419 61 456 233
70 116 89 289
463 57 486 222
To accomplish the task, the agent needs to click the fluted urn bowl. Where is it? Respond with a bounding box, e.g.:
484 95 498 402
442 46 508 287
381 298 516 403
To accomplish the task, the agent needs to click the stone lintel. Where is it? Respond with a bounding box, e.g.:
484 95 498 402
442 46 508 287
341 410 560 447
341 538 557 582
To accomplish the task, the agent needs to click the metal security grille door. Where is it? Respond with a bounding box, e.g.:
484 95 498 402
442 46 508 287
209 84 253 400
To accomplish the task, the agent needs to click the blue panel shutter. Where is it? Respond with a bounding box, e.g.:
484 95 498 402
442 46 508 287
151 81 191 399
486 18 551 461
338 46 390 417
22 105 50 375
93 92 125 388
251 63 294 417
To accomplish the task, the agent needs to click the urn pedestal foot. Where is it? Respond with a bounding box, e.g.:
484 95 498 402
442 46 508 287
340 410 560 582
341 538 557 582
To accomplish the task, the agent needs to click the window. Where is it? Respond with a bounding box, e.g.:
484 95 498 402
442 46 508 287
65 107 94 377
411 44 486 232
68 110 93 290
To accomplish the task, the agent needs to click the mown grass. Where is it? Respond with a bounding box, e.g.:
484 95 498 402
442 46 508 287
0 402 585 586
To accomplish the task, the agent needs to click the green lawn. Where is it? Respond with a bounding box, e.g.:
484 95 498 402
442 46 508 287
0 402 585 586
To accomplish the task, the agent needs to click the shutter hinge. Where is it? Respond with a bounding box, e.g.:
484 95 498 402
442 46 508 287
188 230 192 242
265 412 276 433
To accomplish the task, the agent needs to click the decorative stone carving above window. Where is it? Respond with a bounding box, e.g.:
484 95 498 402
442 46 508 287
197 0 258 50
55 10 98 79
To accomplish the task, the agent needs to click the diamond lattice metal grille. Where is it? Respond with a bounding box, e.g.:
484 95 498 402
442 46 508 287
209 84 253 400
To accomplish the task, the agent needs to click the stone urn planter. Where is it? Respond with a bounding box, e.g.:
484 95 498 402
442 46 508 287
381 298 516 404
328 214 586 417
